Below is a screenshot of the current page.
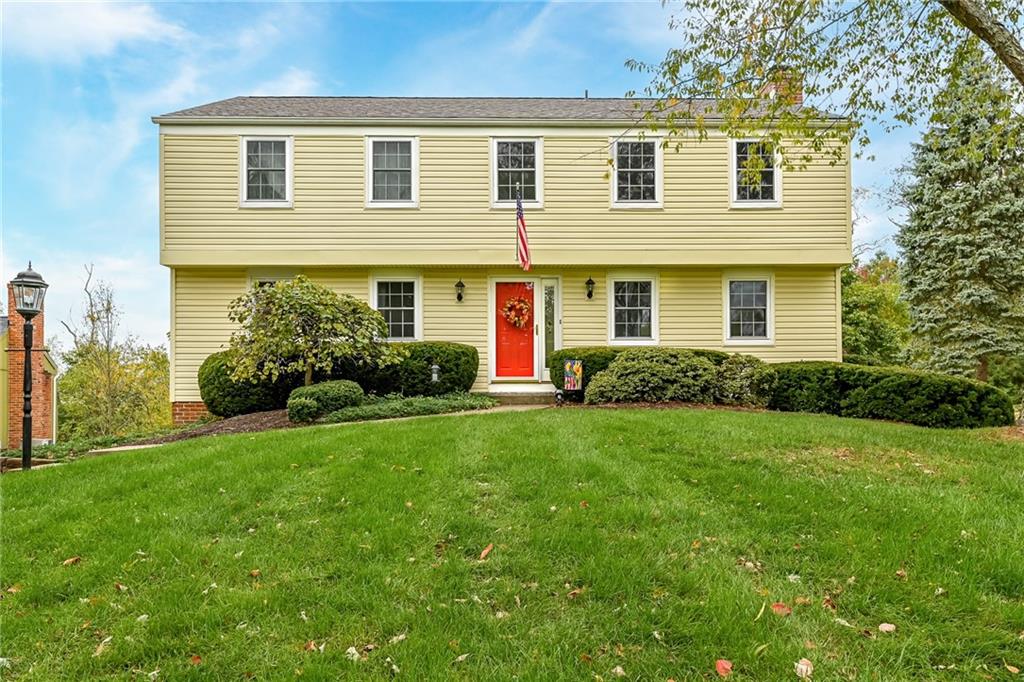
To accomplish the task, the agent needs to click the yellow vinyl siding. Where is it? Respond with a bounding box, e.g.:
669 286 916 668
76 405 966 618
170 266 840 401
160 132 850 266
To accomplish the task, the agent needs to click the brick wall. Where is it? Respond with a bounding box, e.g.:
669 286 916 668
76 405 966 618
7 284 54 446
172 401 209 425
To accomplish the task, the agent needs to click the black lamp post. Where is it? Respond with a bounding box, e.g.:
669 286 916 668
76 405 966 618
11 263 48 471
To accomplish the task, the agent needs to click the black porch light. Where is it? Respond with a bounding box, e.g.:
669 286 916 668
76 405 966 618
10 263 48 471
585 277 595 299
455 279 465 302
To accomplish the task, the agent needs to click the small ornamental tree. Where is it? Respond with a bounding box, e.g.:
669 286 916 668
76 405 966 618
227 276 403 386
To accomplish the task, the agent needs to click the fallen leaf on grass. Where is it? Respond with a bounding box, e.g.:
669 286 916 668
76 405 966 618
114 582 128 592
795 596 812 606
878 623 896 634
715 658 733 676
580 500 589 509
62 556 82 566
249 569 261 578
389 632 407 644
479 544 494 560
772 602 792 617
189 655 202 666
136 614 149 623
93 636 113 657
1005 662 1020 674
454 653 469 663
611 665 626 677
834 618 854 628
566 588 584 599
345 646 360 662
753 602 766 621
794 658 814 678
821 595 837 610
6 585 21 594
895 568 908 581
754 643 770 657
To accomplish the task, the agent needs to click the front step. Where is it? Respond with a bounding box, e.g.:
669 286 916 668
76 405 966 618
487 392 556 406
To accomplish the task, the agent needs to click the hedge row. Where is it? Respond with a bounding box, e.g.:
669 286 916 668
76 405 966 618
199 341 479 417
322 393 497 424
287 380 364 423
547 346 730 398
769 361 1014 428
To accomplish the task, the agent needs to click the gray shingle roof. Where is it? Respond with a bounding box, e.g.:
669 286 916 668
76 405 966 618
156 96 816 122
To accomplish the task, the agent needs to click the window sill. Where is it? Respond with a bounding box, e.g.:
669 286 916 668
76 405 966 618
729 201 782 210
491 201 543 210
723 338 774 347
610 202 663 210
609 338 658 346
239 201 293 209
365 202 420 210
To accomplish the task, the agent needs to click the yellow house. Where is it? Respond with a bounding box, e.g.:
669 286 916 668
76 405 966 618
153 97 851 422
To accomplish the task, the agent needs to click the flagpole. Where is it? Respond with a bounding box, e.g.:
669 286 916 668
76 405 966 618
515 181 521 264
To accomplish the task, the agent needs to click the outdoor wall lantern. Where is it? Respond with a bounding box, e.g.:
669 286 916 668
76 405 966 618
10 263 48 471
585 277 595 299
455 279 465 302
431 364 441 384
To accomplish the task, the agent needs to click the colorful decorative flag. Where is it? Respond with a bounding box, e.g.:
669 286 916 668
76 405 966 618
516 187 532 271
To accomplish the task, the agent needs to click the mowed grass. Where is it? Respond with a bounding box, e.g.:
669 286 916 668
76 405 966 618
2 408 1024 680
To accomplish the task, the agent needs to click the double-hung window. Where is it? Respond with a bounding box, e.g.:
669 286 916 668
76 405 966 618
612 139 661 207
731 140 781 207
240 137 292 207
367 138 419 207
724 276 772 343
493 139 542 206
373 277 421 341
609 276 658 344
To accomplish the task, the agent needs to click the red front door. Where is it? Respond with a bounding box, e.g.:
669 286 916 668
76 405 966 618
495 281 535 378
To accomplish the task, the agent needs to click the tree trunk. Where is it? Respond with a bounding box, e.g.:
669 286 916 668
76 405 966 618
975 355 989 382
304 364 313 386
939 0 1024 88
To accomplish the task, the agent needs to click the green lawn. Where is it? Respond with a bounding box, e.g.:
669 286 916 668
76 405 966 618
2 408 1023 680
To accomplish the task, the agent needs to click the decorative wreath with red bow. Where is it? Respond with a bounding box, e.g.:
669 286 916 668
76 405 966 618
501 296 532 329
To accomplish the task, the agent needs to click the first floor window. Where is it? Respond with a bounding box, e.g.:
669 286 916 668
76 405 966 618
612 280 653 339
495 140 537 201
734 141 776 202
376 280 417 340
371 140 413 202
615 141 657 203
728 280 769 339
245 139 287 201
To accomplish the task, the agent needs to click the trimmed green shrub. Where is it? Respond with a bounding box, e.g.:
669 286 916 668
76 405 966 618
548 347 623 398
584 348 718 404
287 380 364 422
769 362 1015 428
286 397 320 423
198 350 298 417
714 354 777 407
323 393 497 423
344 342 478 396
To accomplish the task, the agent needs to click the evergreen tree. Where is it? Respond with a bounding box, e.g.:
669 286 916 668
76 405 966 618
896 41 1024 381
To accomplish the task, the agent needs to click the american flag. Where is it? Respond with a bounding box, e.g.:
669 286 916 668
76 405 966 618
516 187 532 271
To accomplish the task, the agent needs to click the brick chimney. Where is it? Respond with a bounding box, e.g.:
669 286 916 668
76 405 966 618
6 284 55 447
760 69 804 106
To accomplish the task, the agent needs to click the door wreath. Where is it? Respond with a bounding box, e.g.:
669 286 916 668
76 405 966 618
501 296 532 329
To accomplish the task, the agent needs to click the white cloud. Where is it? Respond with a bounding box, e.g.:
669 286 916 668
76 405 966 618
2 2 186 63
251 67 320 96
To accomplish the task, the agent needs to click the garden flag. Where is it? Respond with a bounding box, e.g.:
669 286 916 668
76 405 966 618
516 187 532 271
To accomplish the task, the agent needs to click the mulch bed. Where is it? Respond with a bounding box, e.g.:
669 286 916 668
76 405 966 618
134 410 297 446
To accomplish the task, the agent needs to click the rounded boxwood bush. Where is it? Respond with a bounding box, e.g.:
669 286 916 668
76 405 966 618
584 348 717 404
198 350 298 417
714 353 777 407
769 361 1015 428
287 379 364 422
286 397 320 423
345 342 478 396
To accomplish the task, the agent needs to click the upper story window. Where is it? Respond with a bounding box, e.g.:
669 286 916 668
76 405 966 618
731 140 781 208
608 275 658 345
493 139 542 206
367 137 419 208
612 139 662 208
372 276 422 341
240 137 292 208
724 274 773 345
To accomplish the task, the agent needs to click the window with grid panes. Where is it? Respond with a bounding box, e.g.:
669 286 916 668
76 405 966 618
372 140 413 202
728 280 768 338
376 280 417 339
245 140 287 201
612 280 653 339
615 141 657 202
495 141 537 201
734 141 776 202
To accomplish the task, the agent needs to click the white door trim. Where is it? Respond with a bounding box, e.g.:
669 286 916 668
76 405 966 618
488 275 543 383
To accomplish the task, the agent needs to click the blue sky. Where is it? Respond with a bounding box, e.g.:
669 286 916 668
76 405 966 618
1 1 914 348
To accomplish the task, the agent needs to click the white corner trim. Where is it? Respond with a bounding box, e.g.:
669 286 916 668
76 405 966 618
728 138 783 209
369 272 424 341
721 270 775 346
365 136 420 208
239 136 294 208
490 137 544 208
607 271 659 345
609 136 664 209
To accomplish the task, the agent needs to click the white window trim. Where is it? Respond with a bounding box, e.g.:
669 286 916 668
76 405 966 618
369 274 423 342
610 136 663 209
729 139 783 209
365 137 420 209
247 268 298 287
490 137 544 208
722 270 775 346
607 272 659 345
239 136 294 208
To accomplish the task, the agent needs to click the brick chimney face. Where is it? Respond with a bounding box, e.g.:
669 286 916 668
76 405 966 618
7 283 54 446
